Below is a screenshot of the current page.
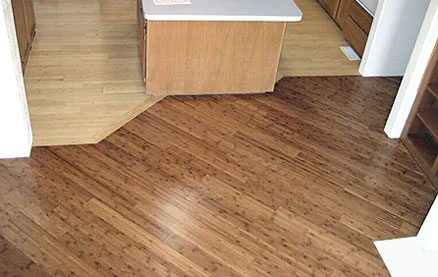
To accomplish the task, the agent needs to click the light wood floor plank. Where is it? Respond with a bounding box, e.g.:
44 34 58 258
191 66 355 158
25 0 359 146
25 0 163 146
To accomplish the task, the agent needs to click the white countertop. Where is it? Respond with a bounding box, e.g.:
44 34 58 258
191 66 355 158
142 0 303 22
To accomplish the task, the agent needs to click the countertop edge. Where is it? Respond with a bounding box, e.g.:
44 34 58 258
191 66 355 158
143 13 303 22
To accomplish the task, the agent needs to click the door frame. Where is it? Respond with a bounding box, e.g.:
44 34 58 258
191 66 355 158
0 0 33 159
384 0 438 138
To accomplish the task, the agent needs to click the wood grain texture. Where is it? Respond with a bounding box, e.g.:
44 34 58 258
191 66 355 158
145 21 286 95
11 0 32 70
25 0 163 146
0 76 436 276
137 0 146 83
26 0 360 146
336 0 351 28
347 0 373 34
402 40 438 189
318 0 341 18
278 0 360 77
23 0 36 40
343 16 368 56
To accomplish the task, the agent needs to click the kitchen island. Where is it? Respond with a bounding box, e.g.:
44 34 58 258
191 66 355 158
138 0 302 95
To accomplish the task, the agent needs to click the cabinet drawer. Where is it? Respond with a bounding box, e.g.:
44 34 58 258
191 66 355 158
343 16 368 56
348 0 373 34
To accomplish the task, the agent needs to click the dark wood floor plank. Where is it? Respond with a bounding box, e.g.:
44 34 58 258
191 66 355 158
0 76 436 276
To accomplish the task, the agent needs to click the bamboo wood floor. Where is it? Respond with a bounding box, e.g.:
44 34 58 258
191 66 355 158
278 0 360 78
25 0 163 146
25 0 360 146
1 76 436 276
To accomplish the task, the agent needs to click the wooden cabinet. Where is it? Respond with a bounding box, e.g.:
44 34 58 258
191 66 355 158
137 0 146 83
343 16 368 55
137 0 288 95
23 0 36 38
336 0 351 27
11 0 29 63
347 0 372 33
11 0 36 73
343 0 373 56
319 0 340 18
402 40 438 189
317 0 373 57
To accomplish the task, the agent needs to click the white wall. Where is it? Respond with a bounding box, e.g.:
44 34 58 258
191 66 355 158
360 0 430 77
0 0 32 158
384 0 438 138
418 197 438 251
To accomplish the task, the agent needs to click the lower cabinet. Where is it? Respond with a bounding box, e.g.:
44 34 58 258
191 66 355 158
343 16 369 55
317 0 373 57
11 0 36 73
137 0 147 83
342 0 373 56
335 0 351 27
318 0 340 18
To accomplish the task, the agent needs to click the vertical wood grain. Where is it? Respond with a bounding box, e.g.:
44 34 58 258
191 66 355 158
145 21 286 95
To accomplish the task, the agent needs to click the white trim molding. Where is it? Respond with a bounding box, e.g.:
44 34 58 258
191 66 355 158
375 196 438 276
375 237 438 277
384 0 438 138
418 197 438 251
0 0 33 158
360 0 430 77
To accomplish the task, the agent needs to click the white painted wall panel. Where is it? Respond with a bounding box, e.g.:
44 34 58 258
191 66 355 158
360 0 430 77
0 0 33 158
384 0 438 138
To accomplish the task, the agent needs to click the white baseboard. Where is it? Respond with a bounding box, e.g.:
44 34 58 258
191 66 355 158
0 142 32 159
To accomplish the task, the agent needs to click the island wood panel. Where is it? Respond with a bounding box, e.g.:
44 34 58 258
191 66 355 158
145 21 286 95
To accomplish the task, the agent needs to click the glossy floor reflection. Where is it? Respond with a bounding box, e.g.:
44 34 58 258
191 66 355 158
1 76 436 276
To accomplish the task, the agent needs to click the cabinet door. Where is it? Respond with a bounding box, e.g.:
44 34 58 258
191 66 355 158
343 16 368 56
321 0 340 18
23 0 36 40
336 0 351 28
348 0 373 34
11 0 30 63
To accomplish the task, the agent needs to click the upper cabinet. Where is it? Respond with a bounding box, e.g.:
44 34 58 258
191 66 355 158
12 0 36 73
